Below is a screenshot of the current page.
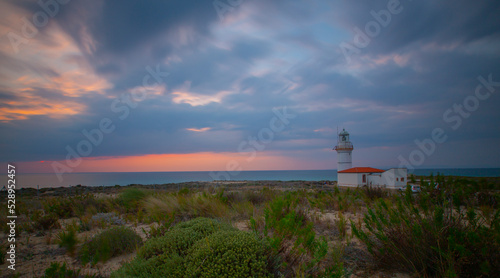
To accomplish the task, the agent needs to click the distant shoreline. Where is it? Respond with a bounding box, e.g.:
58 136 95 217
4 175 499 198
2 168 499 189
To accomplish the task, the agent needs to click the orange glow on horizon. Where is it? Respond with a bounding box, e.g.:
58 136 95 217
14 152 318 174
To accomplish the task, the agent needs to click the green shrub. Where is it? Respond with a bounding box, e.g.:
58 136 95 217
42 262 98 278
145 215 175 239
185 230 271 278
138 227 202 259
43 262 78 278
231 200 255 218
80 226 142 265
113 218 247 277
251 191 329 277
336 212 348 239
246 188 279 205
42 194 113 218
43 197 74 218
111 253 185 278
351 197 500 277
118 188 147 209
171 217 234 235
56 228 79 256
138 217 234 259
78 215 92 232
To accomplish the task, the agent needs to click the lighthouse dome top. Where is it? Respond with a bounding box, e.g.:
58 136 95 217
339 128 349 136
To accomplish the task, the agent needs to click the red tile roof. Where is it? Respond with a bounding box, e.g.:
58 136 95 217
338 167 385 173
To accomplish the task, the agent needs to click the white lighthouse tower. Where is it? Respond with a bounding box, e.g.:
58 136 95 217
334 129 353 172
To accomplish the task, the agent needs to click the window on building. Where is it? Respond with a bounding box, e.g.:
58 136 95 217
396 178 399 181
401 177 404 182
362 174 366 183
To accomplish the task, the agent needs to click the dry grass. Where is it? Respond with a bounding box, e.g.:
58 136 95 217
142 192 231 220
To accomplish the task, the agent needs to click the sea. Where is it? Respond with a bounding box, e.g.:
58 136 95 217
3 168 500 189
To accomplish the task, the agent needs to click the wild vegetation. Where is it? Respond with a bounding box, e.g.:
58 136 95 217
0 176 498 277
113 217 270 277
352 175 499 277
79 226 143 265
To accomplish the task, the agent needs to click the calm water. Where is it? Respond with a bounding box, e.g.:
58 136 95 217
3 168 500 189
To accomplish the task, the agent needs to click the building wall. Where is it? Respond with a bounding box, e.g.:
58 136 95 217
381 168 408 188
367 174 382 186
337 173 360 187
337 169 408 188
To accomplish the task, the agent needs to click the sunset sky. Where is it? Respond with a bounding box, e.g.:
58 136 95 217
0 0 499 174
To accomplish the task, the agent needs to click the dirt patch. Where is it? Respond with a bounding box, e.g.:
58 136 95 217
233 220 250 231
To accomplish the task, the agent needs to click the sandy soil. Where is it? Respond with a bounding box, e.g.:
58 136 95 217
0 221 154 278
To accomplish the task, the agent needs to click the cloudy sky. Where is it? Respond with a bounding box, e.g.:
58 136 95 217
0 0 499 174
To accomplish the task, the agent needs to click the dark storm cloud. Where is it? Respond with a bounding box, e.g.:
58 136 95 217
89 1 216 54
332 0 500 55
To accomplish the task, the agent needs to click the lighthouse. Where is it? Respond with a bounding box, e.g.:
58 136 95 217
334 129 407 188
334 129 353 172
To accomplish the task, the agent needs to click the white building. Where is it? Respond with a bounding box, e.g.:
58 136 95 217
334 129 407 188
337 167 407 188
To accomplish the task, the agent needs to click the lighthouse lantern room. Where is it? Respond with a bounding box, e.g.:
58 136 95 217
334 129 354 172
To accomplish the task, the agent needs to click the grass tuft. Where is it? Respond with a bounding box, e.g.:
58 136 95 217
56 227 78 256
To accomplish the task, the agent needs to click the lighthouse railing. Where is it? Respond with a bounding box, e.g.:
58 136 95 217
333 142 353 150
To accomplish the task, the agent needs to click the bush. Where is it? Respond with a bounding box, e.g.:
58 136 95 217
113 217 264 277
111 253 185 278
80 226 142 265
118 188 147 209
336 212 348 239
138 227 203 259
171 217 234 235
42 194 113 218
32 212 61 231
185 230 271 278
42 262 97 278
145 216 175 239
78 215 92 232
249 191 330 277
56 228 79 256
138 217 234 259
362 186 387 202
43 197 74 218
352 197 500 277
